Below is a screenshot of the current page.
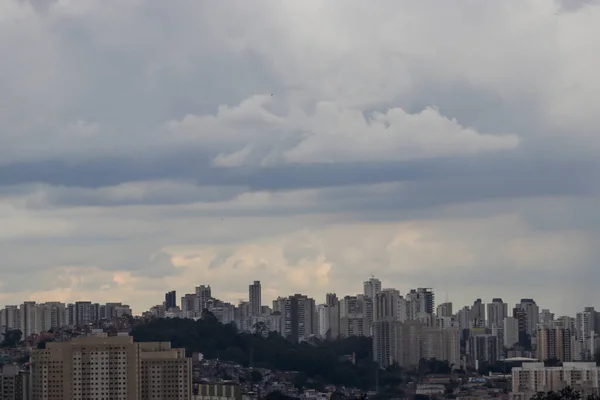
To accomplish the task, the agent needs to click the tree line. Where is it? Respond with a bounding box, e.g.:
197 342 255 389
531 387 600 400
130 314 377 389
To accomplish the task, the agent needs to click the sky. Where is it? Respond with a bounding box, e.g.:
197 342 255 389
1 0 599 315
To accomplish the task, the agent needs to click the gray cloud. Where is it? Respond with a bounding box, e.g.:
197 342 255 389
208 249 235 269
0 0 599 314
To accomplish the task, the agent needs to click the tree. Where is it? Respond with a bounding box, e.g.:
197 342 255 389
265 391 297 400
1 329 22 347
250 369 263 383
201 309 218 323
37 339 53 349
130 317 378 390
253 322 268 337
330 392 346 400
293 372 308 391
529 386 600 400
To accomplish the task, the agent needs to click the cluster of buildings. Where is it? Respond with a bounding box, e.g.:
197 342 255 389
0 301 132 338
511 362 600 399
145 277 600 373
29 334 191 399
4 277 600 399
0 333 193 399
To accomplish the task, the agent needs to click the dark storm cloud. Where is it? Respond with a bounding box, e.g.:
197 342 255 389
14 151 595 216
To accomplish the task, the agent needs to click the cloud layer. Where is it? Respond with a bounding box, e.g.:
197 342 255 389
0 0 599 315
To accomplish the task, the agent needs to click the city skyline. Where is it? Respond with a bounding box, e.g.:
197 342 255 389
0 277 596 320
1 1 600 317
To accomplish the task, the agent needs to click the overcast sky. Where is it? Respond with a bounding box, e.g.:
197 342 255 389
1 0 599 315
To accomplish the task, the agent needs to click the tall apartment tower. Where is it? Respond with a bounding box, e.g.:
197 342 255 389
339 295 372 337
31 335 191 400
0 365 30 400
406 288 435 318
436 302 453 317
249 281 262 317
325 293 338 306
503 317 520 348
74 301 94 326
273 294 316 342
1 306 20 332
195 285 212 311
165 290 177 309
471 299 485 327
537 326 573 362
517 299 540 335
373 290 400 367
487 298 508 329
363 277 382 299
19 301 37 338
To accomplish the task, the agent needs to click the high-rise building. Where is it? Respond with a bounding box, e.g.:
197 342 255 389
487 298 508 329
406 288 435 319
436 302 453 318
575 307 597 361
468 334 499 365
195 285 212 311
249 281 262 317
165 290 177 309
66 303 75 326
420 325 461 368
503 316 520 348
339 295 371 337
363 277 382 299
0 365 30 400
471 299 485 327
375 289 400 321
33 302 67 334
195 285 212 299
273 294 316 342
316 304 330 339
139 341 192 399
325 293 338 306
0 306 20 332
74 301 94 326
457 306 472 330
512 362 600 399
31 335 191 400
513 307 528 344
19 301 37 338
539 309 555 325
517 299 540 335
537 326 572 362
180 294 197 317
372 319 399 368
373 290 400 367
418 288 435 315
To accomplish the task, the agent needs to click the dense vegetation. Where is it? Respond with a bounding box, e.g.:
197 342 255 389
131 312 455 392
531 387 600 400
130 314 377 389
1 329 22 347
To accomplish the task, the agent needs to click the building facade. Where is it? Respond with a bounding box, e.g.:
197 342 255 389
31 335 191 400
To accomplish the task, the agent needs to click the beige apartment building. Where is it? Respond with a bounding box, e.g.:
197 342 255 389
30 335 191 400
511 362 600 399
